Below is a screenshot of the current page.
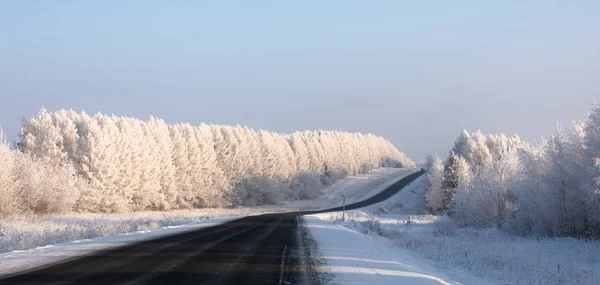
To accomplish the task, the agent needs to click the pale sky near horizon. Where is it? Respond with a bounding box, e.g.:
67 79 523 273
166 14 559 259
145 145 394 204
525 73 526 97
1 1 598 160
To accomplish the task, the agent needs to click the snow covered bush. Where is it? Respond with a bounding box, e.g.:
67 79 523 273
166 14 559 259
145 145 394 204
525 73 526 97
0 132 17 218
289 172 324 200
12 157 81 214
432 216 457 236
361 218 386 236
0 129 87 217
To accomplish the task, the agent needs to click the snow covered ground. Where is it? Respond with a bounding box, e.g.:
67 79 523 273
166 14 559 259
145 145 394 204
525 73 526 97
301 169 484 284
0 207 281 255
303 215 479 284
309 175 600 285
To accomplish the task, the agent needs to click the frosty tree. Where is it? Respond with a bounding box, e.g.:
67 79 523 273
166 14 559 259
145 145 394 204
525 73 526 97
433 104 600 237
10 108 415 214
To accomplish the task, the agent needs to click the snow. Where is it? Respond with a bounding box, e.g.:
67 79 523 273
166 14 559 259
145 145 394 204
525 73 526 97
0 207 280 254
284 167 417 211
310 175 600 285
9 167 598 284
303 215 476 284
0 216 237 278
299 167 484 284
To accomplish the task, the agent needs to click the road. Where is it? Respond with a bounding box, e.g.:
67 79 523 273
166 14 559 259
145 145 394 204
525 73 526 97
0 170 425 285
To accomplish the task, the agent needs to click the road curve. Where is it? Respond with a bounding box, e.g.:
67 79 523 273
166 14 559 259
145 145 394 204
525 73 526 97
0 170 425 285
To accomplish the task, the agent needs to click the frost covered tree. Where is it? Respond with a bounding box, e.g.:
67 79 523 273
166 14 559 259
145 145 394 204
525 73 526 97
438 152 470 212
452 146 519 228
15 108 413 213
19 108 67 166
439 104 600 237
289 133 311 172
451 130 471 158
464 130 492 174
425 155 445 213
423 154 436 171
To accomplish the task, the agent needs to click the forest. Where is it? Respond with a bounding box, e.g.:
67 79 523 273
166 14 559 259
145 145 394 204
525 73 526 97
0 109 413 216
425 104 600 237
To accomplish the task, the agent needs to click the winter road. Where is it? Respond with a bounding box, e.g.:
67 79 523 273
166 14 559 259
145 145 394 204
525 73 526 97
0 170 425 285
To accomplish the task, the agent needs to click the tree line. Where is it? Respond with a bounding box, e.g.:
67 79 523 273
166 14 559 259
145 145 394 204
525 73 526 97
425 104 600 237
0 108 413 216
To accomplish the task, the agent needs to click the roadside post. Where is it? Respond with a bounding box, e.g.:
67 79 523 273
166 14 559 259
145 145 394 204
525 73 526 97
341 195 346 222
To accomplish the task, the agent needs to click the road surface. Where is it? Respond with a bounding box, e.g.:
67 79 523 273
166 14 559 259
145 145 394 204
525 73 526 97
0 170 425 285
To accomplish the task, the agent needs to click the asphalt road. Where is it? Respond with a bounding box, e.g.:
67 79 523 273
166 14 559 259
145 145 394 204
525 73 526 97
0 170 425 285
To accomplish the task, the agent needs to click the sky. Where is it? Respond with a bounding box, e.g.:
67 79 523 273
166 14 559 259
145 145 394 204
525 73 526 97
1 1 598 160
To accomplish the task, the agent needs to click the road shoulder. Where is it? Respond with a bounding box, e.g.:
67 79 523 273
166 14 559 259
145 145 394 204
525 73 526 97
303 215 466 285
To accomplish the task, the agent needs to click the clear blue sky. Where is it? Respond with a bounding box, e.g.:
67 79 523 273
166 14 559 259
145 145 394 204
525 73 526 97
1 1 598 160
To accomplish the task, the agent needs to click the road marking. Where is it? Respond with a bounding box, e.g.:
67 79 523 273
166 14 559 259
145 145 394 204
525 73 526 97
278 245 288 285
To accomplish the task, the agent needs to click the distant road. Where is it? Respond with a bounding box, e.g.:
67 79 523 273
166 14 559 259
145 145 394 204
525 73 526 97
0 170 425 285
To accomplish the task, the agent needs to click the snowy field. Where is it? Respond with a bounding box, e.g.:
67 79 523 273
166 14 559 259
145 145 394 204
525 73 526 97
311 175 600 285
